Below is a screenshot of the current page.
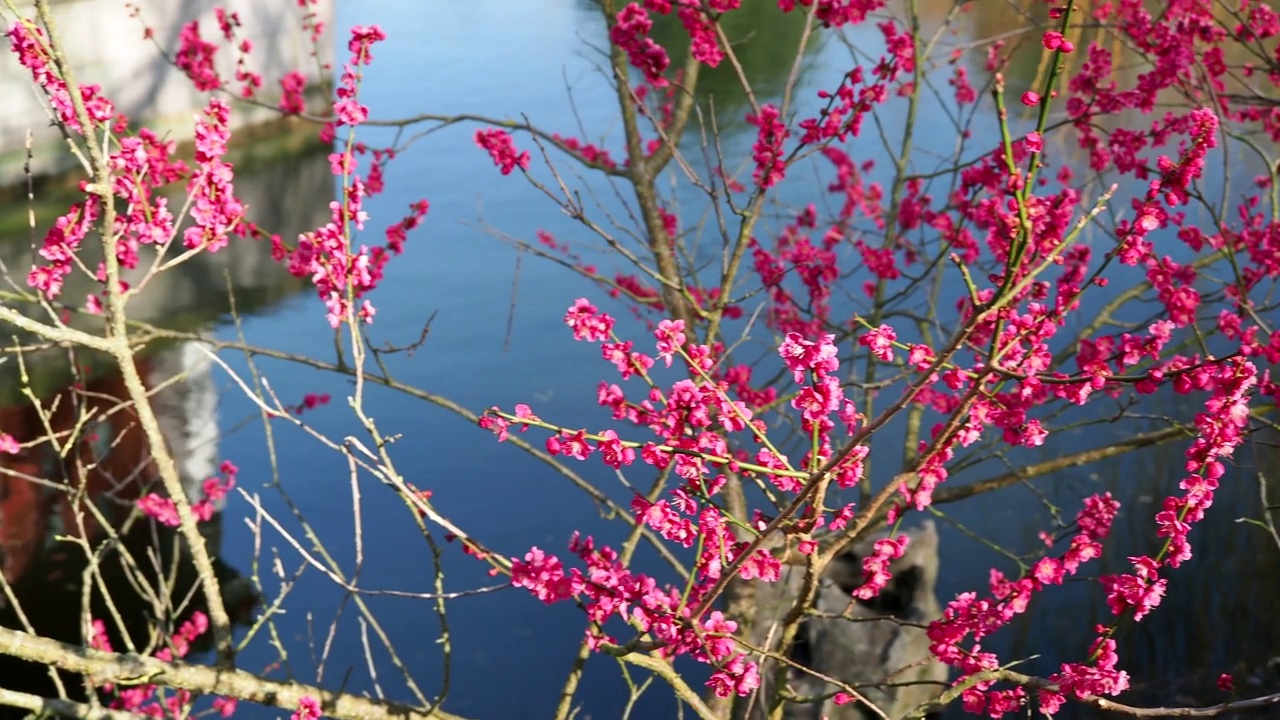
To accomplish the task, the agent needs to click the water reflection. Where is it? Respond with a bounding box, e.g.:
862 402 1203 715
0 340 257 718
572 0 821 127
0 135 332 714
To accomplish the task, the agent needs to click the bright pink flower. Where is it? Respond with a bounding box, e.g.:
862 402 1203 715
707 654 760 698
1100 556 1166 621
291 696 322 720
746 104 788 189
564 298 615 342
511 547 581 603
347 25 387 64
610 4 669 86
858 324 897 362
907 343 935 370
852 535 909 599
597 430 636 469
138 493 180 527
280 70 307 114
778 332 839 382
474 129 531 175
654 318 686 366
176 21 221 91
183 99 244 253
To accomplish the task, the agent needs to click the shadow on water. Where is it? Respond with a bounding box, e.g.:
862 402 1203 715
573 0 821 126
0 132 333 715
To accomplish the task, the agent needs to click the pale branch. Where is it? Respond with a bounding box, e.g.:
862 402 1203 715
930 424 1192 505
136 325 691 579
0 304 114 353
361 111 627 177
600 0 696 329
617 652 720 720
1091 693 1280 717
0 626 472 720
16 0 239 671
908 668 1280 718
0 687 138 720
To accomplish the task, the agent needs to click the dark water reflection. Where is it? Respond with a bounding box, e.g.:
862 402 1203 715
1 1 1278 718
0 137 328 715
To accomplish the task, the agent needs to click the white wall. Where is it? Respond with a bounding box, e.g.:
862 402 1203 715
0 0 334 183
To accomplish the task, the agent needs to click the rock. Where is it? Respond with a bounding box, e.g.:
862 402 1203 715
739 521 948 720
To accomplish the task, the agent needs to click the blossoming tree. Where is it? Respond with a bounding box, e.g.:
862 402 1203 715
1 0 1280 719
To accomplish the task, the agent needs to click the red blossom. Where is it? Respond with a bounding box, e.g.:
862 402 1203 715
474 129 531 175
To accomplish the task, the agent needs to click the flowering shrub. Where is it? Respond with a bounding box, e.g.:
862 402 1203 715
4 0 1280 719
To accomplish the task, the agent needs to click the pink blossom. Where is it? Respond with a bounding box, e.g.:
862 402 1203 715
564 298 615 342
474 129 531 175
610 4 669 86
907 343 935 370
706 654 760 698
183 99 244 252
279 70 308 114
138 494 180 527
511 547 581 603
347 25 387 64
597 430 636 469
858 324 897 362
175 21 221 91
291 696 322 720
778 332 839 382
852 535 909 599
746 104 788 189
654 318 686 366
1101 556 1166 621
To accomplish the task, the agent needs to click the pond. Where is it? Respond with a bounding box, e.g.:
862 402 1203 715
2 0 1280 718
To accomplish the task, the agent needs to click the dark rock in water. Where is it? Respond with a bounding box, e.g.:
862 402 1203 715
739 521 948 720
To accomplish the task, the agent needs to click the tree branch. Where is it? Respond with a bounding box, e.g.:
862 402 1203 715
0 626 471 720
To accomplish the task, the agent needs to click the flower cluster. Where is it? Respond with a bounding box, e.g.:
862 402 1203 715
137 460 239 527
91 611 233 716
610 3 670 87
746 104 788 189
279 69 308 114
183 98 245 252
27 199 100 300
928 494 1120 714
777 0 889 29
485 300 838 698
1098 358 1256 628
292 696 322 720
7 22 115 133
213 8 263 98
474 129 531 175
274 25 425 328
175 19 221 91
